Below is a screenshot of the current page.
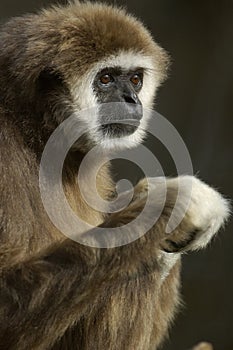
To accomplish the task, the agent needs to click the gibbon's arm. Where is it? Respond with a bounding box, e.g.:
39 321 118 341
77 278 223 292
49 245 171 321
0 223 163 349
0 180 178 349
0 179 168 349
1 238 154 349
0 176 229 349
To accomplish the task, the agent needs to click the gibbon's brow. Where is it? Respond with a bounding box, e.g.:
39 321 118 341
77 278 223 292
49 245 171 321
96 66 145 77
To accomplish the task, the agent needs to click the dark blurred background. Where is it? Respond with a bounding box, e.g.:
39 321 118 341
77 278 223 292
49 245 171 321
1 1 232 349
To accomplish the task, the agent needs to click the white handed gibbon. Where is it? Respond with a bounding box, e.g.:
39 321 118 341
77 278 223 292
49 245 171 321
0 2 229 349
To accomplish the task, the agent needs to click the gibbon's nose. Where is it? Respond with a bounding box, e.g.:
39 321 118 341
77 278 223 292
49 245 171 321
121 92 143 121
122 92 139 104
122 86 141 104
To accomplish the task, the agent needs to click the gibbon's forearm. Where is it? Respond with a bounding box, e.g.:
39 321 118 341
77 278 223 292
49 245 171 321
0 240 99 349
0 190 175 349
0 228 163 349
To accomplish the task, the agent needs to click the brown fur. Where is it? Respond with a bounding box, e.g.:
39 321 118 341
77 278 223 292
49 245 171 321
0 2 225 350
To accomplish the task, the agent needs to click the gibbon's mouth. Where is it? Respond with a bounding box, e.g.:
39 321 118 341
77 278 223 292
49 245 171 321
101 120 140 137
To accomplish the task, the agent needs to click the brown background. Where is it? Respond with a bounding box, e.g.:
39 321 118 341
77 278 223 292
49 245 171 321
0 1 232 349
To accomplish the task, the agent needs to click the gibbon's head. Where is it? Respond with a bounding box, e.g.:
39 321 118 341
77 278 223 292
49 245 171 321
0 1 170 151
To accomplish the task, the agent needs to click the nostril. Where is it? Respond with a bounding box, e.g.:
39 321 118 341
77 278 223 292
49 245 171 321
123 94 137 104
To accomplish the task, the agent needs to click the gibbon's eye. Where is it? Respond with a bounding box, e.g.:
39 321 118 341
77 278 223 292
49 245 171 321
130 73 143 88
99 74 114 85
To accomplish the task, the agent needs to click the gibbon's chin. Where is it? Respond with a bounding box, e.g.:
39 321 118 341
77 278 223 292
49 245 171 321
98 126 145 150
100 123 139 138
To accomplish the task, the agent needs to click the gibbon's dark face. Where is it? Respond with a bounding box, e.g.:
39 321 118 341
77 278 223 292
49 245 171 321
93 67 144 138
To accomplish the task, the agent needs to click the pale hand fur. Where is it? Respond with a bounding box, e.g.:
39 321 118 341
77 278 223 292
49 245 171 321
164 175 229 250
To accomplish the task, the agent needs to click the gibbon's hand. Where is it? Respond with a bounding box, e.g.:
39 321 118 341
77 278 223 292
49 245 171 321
160 176 230 253
107 176 230 253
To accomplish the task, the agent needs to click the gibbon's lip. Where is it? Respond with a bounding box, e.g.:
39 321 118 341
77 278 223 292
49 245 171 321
100 122 139 137
119 119 141 127
101 119 141 127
